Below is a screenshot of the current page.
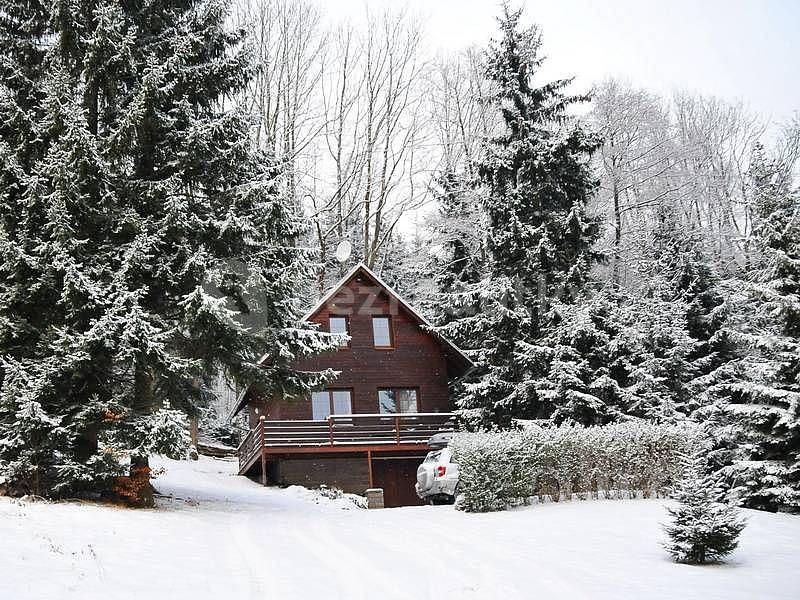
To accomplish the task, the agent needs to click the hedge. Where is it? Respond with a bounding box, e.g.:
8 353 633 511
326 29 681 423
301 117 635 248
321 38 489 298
450 421 701 512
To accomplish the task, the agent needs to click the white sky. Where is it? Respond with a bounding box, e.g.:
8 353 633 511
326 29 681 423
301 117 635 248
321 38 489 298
334 0 799 123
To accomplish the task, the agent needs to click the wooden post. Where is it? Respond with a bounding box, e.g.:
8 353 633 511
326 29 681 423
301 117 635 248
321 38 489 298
328 416 334 445
259 416 267 486
367 450 374 488
394 415 401 444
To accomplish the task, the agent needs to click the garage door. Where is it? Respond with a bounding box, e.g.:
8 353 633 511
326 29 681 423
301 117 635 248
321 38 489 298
371 457 426 507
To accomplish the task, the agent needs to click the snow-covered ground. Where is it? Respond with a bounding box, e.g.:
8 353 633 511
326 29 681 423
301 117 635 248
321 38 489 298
1 456 798 600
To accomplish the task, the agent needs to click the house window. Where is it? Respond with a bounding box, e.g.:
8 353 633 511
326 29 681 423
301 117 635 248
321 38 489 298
378 388 418 414
312 389 353 420
372 316 393 348
329 316 349 348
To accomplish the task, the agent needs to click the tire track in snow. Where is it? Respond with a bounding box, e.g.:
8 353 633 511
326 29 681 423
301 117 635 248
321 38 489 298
283 513 391 600
227 511 270 600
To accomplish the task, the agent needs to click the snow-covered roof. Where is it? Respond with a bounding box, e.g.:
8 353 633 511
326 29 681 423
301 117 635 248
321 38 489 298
300 261 364 322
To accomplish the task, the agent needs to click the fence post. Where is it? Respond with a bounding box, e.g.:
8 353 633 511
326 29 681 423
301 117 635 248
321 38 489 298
259 416 267 486
395 415 400 444
328 416 334 445
367 449 374 488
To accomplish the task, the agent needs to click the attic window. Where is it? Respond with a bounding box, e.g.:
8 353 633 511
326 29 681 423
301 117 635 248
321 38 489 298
329 316 349 348
372 316 393 348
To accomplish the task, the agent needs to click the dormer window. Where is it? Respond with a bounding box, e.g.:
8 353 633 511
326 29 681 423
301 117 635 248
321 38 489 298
329 316 349 348
372 316 393 348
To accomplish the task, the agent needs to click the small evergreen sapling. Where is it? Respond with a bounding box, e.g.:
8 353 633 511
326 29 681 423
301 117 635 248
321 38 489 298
663 453 746 564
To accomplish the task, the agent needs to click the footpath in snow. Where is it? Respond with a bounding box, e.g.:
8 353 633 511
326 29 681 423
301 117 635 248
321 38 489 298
1 455 799 600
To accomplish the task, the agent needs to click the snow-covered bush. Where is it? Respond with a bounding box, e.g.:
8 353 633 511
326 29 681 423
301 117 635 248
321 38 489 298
453 431 534 512
663 453 746 564
199 406 245 448
131 406 191 459
451 421 701 512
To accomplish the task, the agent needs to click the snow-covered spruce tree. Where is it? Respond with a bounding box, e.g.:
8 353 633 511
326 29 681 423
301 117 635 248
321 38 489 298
613 207 717 420
409 170 488 424
418 173 483 338
524 282 698 426
522 292 623 426
702 143 800 512
403 169 486 309
440 5 603 427
428 171 486 300
534 196 744 427
643 204 735 413
663 452 746 564
0 0 337 503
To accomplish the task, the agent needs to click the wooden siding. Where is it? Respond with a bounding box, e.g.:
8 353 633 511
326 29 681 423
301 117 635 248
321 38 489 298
248 272 453 427
275 456 370 493
258 452 429 503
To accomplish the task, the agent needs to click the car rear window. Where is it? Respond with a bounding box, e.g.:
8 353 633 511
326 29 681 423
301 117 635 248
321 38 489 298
424 451 442 463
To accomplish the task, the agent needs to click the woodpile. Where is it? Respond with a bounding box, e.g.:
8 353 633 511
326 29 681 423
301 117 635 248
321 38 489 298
197 438 237 458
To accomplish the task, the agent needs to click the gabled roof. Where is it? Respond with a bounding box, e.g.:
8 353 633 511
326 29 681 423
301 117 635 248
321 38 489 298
300 261 365 322
230 262 474 418
303 262 474 372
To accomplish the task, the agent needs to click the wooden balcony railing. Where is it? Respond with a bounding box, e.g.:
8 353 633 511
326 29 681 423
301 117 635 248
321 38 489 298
238 412 455 475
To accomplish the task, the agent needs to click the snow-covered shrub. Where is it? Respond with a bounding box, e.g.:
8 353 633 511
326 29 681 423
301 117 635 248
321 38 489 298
317 485 344 500
454 431 534 512
199 407 245 448
663 453 746 564
127 405 191 460
451 421 701 512
287 484 367 509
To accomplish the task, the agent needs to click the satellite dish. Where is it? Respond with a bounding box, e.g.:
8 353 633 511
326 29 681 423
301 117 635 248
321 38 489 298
335 240 352 263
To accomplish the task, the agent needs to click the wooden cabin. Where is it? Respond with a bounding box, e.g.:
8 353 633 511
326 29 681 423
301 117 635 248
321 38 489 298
233 262 473 507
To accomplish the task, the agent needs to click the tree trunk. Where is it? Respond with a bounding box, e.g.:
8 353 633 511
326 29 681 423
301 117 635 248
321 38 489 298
128 455 155 508
128 361 156 507
612 178 622 285
74 427 98 463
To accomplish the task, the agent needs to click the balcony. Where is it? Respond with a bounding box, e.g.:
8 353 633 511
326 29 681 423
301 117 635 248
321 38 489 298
237 412 455 477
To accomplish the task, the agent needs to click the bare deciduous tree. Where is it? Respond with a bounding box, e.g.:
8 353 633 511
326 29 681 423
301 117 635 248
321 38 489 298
235 0 327 200
306 8 432 286
591 79 767 284
592 79 676 283
427 47 496 178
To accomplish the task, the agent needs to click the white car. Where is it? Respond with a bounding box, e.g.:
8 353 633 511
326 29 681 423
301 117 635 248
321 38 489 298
416 446 459 505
